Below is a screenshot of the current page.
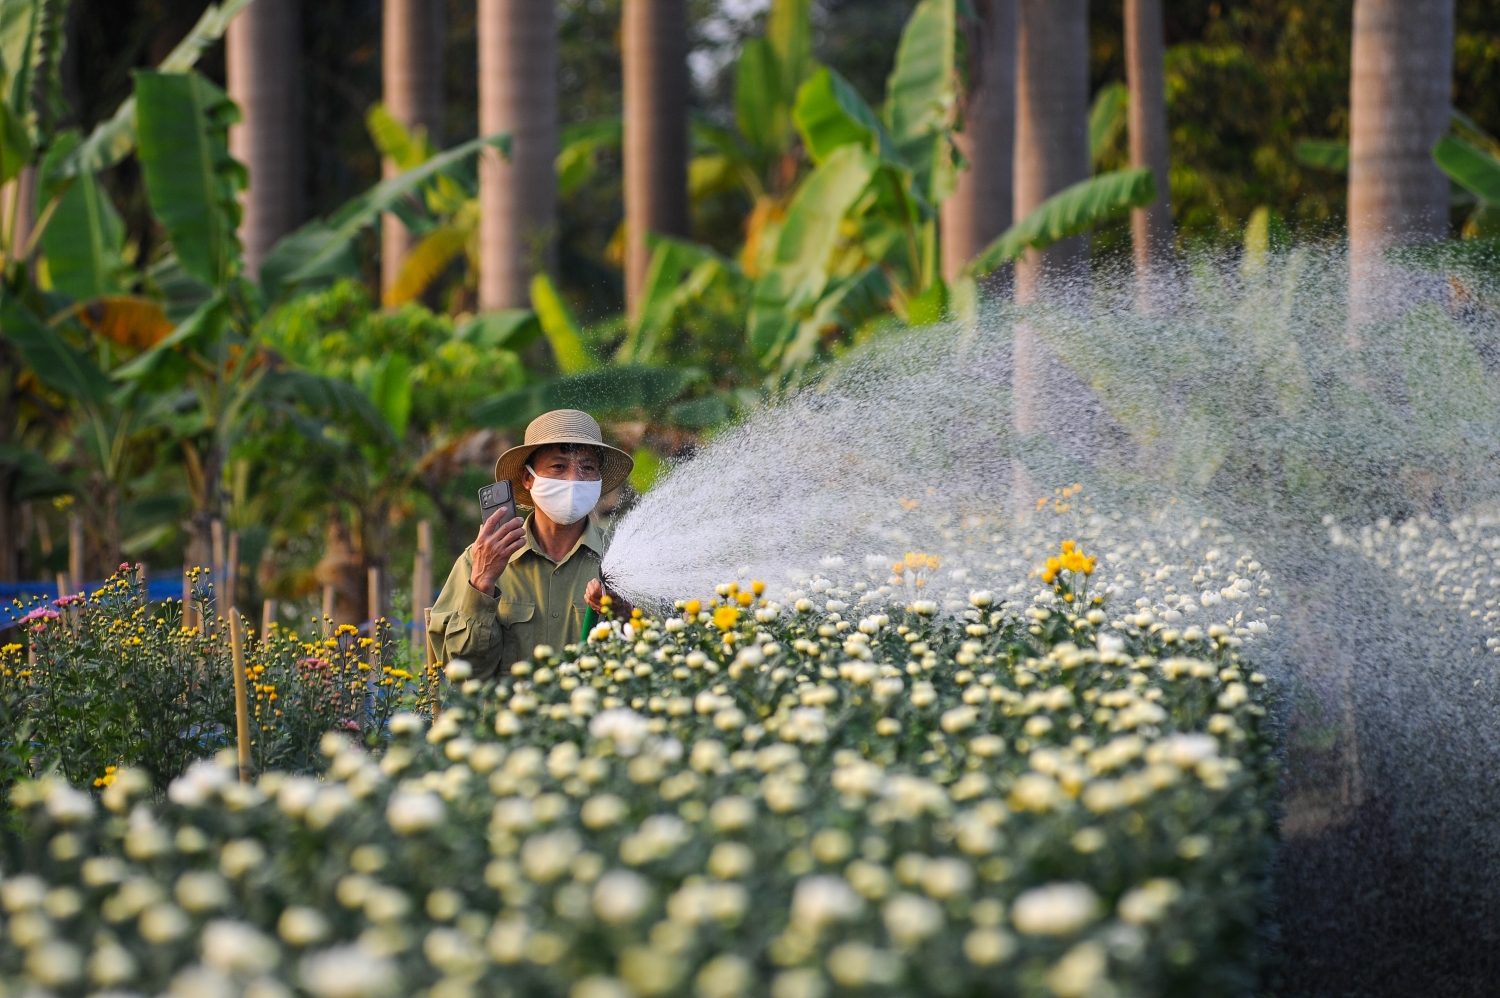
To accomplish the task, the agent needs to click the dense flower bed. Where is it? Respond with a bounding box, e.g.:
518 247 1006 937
0 512 1278 998
0 571 416 793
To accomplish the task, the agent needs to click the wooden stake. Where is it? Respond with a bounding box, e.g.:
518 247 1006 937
229 612 252 784
413 520 432 656
367 566 381 672
55 571 68 599
226 531 241 612
211 520 226 613
67 513 83 596
261 599 277 641
321 584 334 637
182 565 195 631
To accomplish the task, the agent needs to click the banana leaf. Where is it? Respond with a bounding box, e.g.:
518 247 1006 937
1434 135 1500 206
134 71 244 290
471 367 688 428
259 132 508 300
529 273 595 375
965 168 1156 277
749 144 878 360
366 103 433 172
365 353 412 438
794 67 898 166
455 310 541 353
0 294 112 404
52 0 254 178
43 170 125 300
767 0 813 101
1294 139 1349 173
1089 82 1128 168
0 441 68 499
883 0 954 199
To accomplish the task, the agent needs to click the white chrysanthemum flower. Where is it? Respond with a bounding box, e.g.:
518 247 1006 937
710 797 754 833
790 876 863 931
1118 878 1183 924
26 940 83 986
521 829 583 882
386 791 444 834
278 907 330 947
1011 882 1099 935
169 759 233 807
139 903 190 943
593 870 651 924
590 708 651 755
202 919 280 974
1045 942 1108 998
300 944 398 998
695 954 753 998
963 928 1017 965
175 871 230 913
882 893 943 946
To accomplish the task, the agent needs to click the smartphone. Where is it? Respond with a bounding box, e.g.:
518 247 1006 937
479 481 517 526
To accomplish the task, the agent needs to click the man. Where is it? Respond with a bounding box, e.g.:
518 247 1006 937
428 409 634 680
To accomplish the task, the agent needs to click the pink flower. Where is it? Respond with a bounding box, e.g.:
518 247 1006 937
52 595 84 608
23 607 60 624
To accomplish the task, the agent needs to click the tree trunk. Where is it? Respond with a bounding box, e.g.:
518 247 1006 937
382 0 445 302
1011 0 1090 498
623 0 690 315
478 0 557 310
227 0 304 279
1348 0 1453 329
1124 0 1172 305
940 0 1016 286
1013 0 1090 305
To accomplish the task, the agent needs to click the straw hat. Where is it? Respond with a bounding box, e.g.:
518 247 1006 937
494 409 634 508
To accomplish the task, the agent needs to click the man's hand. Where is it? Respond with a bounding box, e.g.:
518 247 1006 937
469 510 527 594
586 578 632 619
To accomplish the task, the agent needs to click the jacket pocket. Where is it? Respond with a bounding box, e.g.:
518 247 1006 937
498 599 536 625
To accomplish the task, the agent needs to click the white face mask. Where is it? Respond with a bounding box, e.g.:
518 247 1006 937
526 467 602 525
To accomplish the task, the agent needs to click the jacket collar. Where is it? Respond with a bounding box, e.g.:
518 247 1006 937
510 514 605 566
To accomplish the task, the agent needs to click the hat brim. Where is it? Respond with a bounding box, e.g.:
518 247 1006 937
494 437 635 508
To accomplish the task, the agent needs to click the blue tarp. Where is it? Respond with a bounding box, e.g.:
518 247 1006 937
0 575 185 625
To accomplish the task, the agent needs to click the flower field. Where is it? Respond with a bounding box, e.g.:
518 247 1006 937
0 514 1278 998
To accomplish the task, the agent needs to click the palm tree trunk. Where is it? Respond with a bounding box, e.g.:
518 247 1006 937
1125 0 1172 306
382 0 446 302
1012 0 1089 492
1348 0 1453 330
227 0 304 279
478 0 558 310
623 0 690 315
940 0 1016 286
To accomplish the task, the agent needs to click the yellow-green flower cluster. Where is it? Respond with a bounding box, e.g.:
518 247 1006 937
0 508 1276 998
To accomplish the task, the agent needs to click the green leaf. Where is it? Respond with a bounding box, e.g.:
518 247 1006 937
884 0 955 159
471 367 687 428
385 221 469 306
52 0 254 179
0 441 68 499
779 264 891 373
749 144 878 359
557 117 621 196
0 294 112 403
42 170 124 300
261 132 509 298
966 168 1156 277
529 272 595 374
1294 139 1349 173
794 67 897 165
667 394 731 429
0 0 39 118
767 0 813 100
1434 134 1500 207
1240 205 1289 275
1089 82 1128 168
366 102 432 171
134 71 244 289
623 236 720 363
366 352 413 438
736 39 782 156
256 368 394 445
628 446 662 493
0 97 29 182
112 292 228 381
456 310 542 352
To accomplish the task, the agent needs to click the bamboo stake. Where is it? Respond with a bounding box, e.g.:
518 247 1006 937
261 599 277 641
226 531 240 613
55 571 68 599
211 520 226 616
367 566 381 673
68 513 83 598
229 612 252 784
321 584 334 638
413 520 432 656
183 564 195 631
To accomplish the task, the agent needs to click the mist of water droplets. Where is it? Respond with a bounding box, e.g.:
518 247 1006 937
602 245 1500 995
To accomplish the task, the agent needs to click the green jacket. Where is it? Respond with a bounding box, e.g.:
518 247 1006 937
427 515 604 680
